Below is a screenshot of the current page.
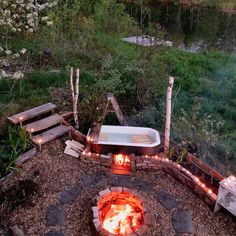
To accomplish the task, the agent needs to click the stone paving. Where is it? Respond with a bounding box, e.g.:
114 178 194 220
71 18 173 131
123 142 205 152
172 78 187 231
172 210 194 234
46 205 65 227
44 173 195 235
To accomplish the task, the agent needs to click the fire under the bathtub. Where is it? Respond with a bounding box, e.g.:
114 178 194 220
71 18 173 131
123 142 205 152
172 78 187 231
112 154 131 175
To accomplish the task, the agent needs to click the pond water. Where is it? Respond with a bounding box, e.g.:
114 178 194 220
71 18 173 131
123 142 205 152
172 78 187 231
126 3 236 53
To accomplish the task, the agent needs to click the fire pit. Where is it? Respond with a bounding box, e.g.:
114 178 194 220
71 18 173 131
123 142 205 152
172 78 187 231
92 187 151 236
112 154 132 175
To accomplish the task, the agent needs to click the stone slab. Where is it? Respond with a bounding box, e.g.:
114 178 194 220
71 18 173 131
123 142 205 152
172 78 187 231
172 210 194 234
81 174 96 187
45 232 64 236
155 191 177 210
58 185 81 204
46 205 65 226
81 173 106 187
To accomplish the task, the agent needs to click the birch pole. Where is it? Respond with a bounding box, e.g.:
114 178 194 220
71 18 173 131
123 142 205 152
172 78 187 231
164 76 174 154
70 67 80 130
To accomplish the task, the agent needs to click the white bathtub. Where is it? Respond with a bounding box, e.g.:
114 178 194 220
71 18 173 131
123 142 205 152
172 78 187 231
90 125 162 155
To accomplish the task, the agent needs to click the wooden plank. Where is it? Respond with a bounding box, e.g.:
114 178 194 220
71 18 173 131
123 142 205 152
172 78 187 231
186 153 224 181
32 125 70 145
64 147 80 158
130 134 154 144
107 93 128 126
15 147 37 166
7 103 57 124
24 114 62 133
88 123 102 143
62 120 87 144
65 140 84 151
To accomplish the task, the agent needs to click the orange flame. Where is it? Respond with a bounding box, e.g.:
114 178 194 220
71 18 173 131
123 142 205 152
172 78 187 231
103 203 141 235
114 154 130 166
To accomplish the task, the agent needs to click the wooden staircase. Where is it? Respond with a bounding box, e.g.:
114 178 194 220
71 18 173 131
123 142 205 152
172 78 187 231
7 103 70 151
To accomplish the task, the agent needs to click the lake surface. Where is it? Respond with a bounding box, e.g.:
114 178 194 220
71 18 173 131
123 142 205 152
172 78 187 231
126 4 236 53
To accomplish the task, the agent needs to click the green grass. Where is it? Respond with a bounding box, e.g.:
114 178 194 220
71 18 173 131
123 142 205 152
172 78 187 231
0 0 235 175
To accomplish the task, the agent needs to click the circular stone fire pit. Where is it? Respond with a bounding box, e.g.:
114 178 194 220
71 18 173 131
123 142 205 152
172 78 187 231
92 187 151 236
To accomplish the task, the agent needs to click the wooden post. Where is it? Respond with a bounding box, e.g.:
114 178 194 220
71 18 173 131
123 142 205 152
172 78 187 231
70 67 80 130
164 76 174 154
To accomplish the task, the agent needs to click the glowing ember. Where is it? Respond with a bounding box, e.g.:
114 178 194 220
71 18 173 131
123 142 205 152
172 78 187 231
113 154 130 166
98 191 144 235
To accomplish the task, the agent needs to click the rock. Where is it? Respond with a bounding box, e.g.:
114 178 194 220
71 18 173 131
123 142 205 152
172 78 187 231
44 48 52 55
45 232 64 236
172 210 194 234
58 185 81 204
133 180 154 192
10 225 24 236
108 175 132 187
155 191 177 210
81 173 105 187
108 175 120 186
81 174 96 187
118 175 132 187
46 205 65 226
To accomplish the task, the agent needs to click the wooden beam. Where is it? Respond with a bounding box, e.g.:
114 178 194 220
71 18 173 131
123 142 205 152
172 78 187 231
24 114 62 133
7 103 57 125
107 93 128 126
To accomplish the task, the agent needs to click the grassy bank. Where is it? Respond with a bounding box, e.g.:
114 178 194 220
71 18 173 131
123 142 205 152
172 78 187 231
0 0 235 175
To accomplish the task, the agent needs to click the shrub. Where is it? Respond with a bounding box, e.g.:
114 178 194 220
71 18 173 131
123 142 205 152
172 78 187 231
0 127 31 178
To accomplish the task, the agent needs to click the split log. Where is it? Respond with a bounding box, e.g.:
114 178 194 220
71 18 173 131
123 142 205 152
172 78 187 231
64 147 80 158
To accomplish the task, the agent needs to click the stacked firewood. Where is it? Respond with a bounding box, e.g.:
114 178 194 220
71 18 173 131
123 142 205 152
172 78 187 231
64 140 85 158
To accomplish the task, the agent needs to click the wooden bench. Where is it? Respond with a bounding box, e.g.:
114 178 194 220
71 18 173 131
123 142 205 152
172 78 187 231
7 103 57 125
24 114 62 134
32 125 70 150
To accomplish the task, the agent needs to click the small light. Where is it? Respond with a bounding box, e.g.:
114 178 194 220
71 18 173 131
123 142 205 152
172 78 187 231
165 158 169 162
195 177 199 182
31 128 35 132
38 139 42 144
19 116 23 121
201 183 205 188
177 164 181 168
208 189 212 194
145 155 148 158
96 153 99 157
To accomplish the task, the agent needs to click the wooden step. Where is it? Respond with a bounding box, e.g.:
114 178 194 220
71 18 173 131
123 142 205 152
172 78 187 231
32 125 70 145
24 114 62 133
7 103 57 125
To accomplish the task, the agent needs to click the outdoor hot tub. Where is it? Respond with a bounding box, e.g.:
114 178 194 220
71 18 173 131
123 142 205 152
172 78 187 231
90 125 163 155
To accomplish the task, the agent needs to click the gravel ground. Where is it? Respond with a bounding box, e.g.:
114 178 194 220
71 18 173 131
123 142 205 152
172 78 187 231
0 137 235 236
